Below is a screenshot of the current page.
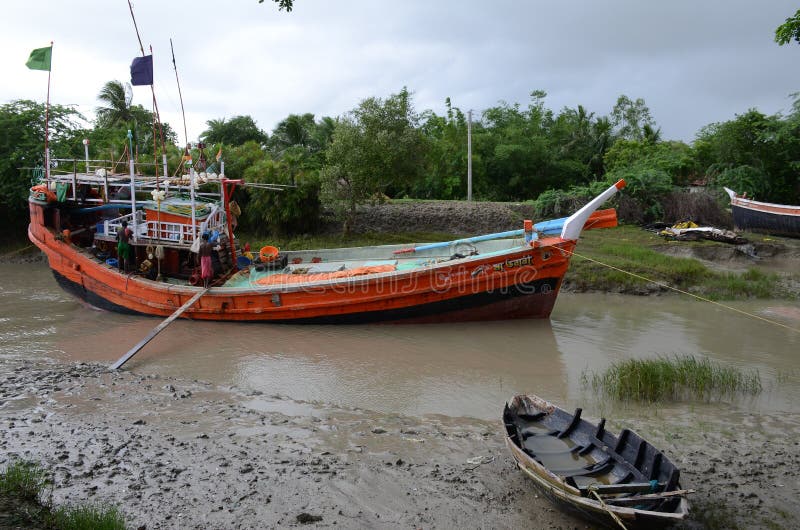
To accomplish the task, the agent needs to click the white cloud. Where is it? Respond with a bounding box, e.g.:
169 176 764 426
3 0 799 143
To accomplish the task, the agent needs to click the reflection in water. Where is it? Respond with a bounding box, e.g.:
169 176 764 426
2 262 799 419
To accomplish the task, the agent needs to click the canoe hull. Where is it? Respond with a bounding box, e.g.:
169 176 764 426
504 394 689 529
506 439 688 529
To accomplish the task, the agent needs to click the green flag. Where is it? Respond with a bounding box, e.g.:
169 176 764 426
26 46 52 71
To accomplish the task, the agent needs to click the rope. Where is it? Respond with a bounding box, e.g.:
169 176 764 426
0 245 35 258
562 247 800 335
587 485 629 530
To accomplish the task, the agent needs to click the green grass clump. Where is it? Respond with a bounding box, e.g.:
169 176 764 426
50 504 126 530
699 268 780 300
582 355 762 402
0 460 47 502
1 460 126 530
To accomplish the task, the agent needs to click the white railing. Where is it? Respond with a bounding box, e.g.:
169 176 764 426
103 210 144 240
101 207 227 247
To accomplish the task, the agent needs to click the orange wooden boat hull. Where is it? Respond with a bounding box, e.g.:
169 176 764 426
29 203 577 324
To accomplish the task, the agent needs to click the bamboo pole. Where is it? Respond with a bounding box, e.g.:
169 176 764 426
111 288 208 370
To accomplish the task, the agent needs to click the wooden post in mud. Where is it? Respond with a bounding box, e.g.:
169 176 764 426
110 288 208 370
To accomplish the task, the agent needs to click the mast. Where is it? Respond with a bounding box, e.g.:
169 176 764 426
170 38 189 150
45 42 53 182
127 0 167 180
127 129 138 241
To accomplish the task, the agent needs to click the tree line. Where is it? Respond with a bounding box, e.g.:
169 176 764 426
1 79 799 239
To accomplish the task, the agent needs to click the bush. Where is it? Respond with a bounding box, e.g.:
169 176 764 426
242 157 322 235
660 189 732 227
532 181 607 219
605 167 673 223
710 164 773 201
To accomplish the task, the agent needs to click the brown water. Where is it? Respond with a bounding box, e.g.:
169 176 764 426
2 261 799 420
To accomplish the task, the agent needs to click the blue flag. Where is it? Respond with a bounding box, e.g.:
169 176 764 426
130 55 153 86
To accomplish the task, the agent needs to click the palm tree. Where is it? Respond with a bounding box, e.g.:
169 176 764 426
589 116 615 176
95 80 134 128
643 123 662 145
313 116 337 149
269 113 316 154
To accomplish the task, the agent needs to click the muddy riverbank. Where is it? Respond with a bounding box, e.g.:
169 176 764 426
2 358 798 529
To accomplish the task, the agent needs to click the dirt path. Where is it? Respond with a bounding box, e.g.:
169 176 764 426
2 358 799 529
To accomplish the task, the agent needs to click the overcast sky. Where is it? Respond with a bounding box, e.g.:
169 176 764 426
4 0 800 144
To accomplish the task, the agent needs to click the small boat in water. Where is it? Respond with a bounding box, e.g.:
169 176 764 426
725 187 800 238
503 395 690 529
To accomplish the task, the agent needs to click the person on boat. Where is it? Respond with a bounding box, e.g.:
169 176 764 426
199 233 216 288
117 221 133 273
229 199 241 231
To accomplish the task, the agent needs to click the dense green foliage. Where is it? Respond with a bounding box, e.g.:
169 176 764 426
320 87 426 233
695 106 800 202
0 100 83 235
3 69 800 239
200 115 268 146
775 9 800 45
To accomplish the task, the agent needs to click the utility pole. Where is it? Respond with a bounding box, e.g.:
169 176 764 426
467 109 473 201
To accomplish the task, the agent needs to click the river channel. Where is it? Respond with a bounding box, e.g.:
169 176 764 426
2 261 799 421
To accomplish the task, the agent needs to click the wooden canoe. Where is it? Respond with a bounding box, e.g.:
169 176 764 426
503 394 690 529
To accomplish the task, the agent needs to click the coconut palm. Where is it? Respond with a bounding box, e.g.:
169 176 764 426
95 80 134 128
269 113 316 154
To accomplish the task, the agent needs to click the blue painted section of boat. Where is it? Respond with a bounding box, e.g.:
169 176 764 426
411 216 571 253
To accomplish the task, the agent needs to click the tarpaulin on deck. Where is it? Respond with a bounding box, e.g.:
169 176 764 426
254 264 396 286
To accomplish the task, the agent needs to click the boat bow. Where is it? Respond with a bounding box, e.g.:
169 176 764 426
560 179 626 241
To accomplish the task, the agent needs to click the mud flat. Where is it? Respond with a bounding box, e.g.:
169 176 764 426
1 358 799 529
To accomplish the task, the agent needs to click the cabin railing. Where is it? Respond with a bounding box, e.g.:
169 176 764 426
100 208 227 247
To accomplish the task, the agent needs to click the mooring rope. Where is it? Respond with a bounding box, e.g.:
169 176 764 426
561 248 800 334
0 245 34 258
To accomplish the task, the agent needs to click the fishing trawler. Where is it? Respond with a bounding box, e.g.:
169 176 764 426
27 154 625 323
25 0 625 325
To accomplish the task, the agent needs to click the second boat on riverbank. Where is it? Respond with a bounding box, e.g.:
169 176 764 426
725 187 800 238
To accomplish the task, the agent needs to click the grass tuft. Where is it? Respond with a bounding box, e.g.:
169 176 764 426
50 503 127 530
0 460 47 502
582 355 762 402
1 459 126 530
